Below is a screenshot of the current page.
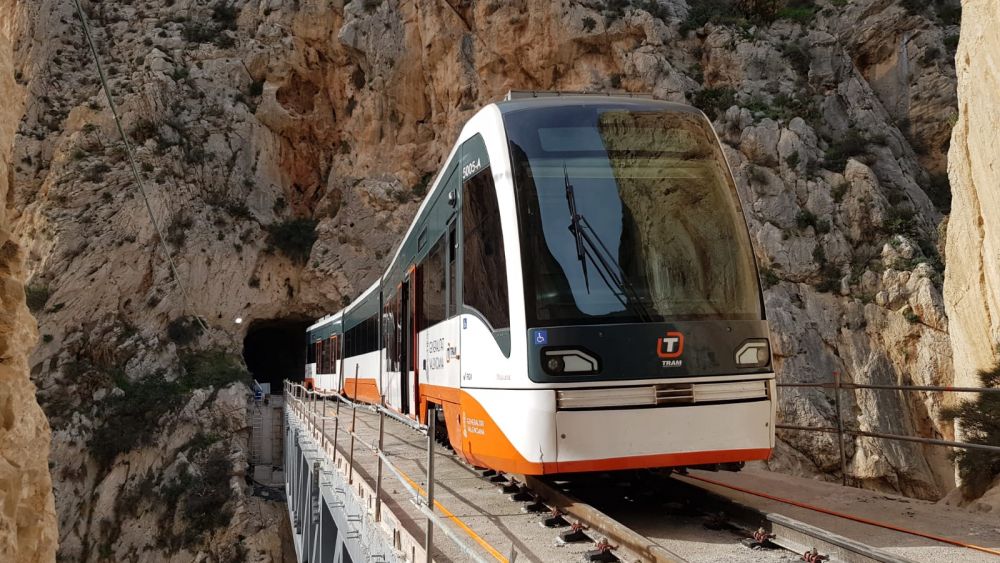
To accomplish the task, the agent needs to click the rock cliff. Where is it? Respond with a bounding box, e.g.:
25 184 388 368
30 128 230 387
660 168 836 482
2 0 975 559
0 0 58 560
944 0 1000 508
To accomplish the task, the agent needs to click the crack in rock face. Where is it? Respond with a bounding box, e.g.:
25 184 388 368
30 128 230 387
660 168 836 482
2 0 992 558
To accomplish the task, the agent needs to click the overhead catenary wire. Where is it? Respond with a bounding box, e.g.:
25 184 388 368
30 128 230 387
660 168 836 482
71 0 208 331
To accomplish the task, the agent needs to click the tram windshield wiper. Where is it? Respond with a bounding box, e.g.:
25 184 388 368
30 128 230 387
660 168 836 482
564 163 590 292
563 165 654 322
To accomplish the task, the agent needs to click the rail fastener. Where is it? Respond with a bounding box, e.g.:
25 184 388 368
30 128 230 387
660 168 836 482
801 547 829 562
522 495 549 513
542 509 569 528
586 538 621 563
559 522 592 544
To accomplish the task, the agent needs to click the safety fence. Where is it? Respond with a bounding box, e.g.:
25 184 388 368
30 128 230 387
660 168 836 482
776 373 1000 485
283 380 500 563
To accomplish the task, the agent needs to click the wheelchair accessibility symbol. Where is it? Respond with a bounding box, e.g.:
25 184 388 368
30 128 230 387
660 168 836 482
534 330 547 346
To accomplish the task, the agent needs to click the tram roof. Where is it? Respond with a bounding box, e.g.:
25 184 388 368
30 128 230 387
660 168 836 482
496 91 702 115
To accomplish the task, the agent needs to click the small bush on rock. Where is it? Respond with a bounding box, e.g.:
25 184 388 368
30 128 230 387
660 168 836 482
167 316 204 346
941 363 1000 499
266 218 318 264
25 284 51 312
692 86 737 120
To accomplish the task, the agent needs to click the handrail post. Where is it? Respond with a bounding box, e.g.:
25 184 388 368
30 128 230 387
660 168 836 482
348 389 358 485
834 370 848 486
333 393 342 466
320 393 326 451
425 412 436 563
375 395 386 522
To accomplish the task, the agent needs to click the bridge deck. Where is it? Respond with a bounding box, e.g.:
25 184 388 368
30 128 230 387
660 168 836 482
314 400 604 562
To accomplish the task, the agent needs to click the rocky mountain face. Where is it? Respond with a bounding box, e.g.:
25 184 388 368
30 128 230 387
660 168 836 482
1 0 975 560
945 0 1000 509
0 0 58 559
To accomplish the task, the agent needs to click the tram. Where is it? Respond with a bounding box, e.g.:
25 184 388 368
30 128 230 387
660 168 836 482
305 92 775 475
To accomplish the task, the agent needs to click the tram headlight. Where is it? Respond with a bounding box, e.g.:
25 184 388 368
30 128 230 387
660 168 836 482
735 339 770 368
545 356 565 374
541 348 600 375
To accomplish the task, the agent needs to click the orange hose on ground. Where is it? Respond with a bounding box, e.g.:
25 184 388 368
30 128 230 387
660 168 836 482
683 473 1000 558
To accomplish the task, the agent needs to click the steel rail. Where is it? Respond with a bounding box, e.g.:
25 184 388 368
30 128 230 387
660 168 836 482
776 423 1000 454
777 382 1000 393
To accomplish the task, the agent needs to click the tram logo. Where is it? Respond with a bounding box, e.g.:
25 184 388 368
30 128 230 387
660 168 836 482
657 332 684 367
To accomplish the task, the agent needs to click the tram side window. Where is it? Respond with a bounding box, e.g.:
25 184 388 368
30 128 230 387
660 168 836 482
448 222 457 317
421 236 447 327
462 166 510 330
307 339 316 365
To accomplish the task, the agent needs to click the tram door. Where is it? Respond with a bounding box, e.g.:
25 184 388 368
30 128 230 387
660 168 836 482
444 218 462 388
399 276 411 415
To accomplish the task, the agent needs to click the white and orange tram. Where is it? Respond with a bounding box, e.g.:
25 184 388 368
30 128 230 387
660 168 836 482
305 92 776 475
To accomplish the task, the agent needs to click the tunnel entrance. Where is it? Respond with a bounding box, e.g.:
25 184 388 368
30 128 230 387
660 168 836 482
243 318 313 395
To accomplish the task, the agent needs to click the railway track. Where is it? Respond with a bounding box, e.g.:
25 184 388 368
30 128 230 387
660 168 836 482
302 395 949 563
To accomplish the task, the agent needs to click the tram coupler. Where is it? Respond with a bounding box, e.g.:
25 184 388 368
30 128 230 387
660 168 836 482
542 509 569 528
489 472 508 483
740 527 777 549
480 468 497 477
522 494 548 513
501 479 520 494
585 538 620 563
558 521 591 544
801 548 828 562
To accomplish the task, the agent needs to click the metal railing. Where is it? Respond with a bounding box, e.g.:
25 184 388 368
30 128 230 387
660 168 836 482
283 380 499 563
776 372 1000 485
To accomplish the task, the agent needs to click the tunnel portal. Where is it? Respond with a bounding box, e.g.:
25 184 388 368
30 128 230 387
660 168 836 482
243 317 313 395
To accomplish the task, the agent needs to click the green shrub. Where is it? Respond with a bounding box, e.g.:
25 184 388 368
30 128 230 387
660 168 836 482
759 266 780 289
25 284 51 312
782 41 811 75
736 0 783 21
943 34 959 51
680 0 741 34
180 350 249 390
923 172 952 213
211 3 238 30
182 448 234 535
89 373 188 469
796 209 818 230
935 2 961 26
266 218 318 264
823 130 869 172
785 151 800 168
776 0 816 24
582 16 596 31
182 22 215 43
167 316 204 346
692 86 737 120
130 119 158 143
166 212 193 247
941 363 1000 499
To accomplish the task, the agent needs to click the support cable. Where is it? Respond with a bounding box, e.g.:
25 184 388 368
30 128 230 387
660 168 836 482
71 0 207 331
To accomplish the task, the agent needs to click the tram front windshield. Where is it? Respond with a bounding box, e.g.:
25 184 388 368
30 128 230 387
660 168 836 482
505 104 762 327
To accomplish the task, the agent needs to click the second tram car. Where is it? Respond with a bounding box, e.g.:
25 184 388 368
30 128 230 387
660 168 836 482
306 92 775 475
